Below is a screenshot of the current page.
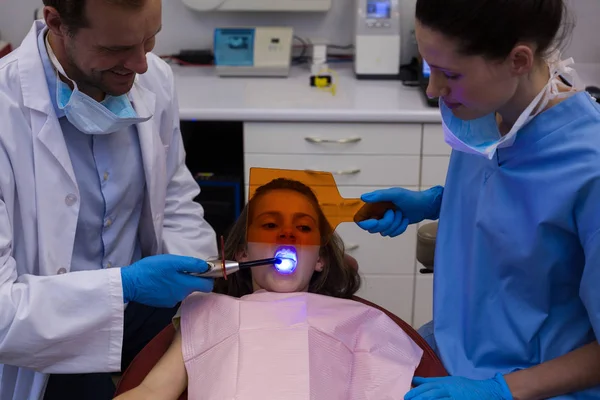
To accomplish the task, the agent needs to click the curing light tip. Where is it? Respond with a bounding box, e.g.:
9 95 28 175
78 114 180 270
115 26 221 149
274 247 298 274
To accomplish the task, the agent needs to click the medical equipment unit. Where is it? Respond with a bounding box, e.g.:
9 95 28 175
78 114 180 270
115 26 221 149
213 27 294 77
181 0 331 11
354 0 402 79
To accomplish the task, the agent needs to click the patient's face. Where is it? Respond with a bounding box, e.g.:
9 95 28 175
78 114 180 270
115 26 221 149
241 189 325 293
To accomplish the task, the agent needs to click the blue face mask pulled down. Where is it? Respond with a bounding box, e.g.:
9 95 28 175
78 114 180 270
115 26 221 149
46 35 152 135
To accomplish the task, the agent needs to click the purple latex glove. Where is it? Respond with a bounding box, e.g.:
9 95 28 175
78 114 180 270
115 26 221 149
405 374 513 400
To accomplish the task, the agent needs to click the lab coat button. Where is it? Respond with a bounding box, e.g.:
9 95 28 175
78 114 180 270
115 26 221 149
65 194 78 206
57 267 67 275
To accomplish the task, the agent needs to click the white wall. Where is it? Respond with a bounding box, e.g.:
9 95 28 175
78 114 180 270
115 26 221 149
0 0 599 64
564 0 600 63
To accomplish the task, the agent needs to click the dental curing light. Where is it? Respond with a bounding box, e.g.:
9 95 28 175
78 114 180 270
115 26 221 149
184 257 282 278
274 247 298 274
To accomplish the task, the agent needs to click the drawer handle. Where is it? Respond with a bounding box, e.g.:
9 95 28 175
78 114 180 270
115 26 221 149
305 136 362 144
346 244 360 251
306 168 361 176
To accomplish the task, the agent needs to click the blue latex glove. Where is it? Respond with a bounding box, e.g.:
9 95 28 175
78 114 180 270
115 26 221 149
405 374 513 400
120 254 213 308
356 186 444 237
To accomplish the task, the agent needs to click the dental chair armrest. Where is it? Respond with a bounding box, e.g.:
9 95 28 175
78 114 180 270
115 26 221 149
417 222 438 273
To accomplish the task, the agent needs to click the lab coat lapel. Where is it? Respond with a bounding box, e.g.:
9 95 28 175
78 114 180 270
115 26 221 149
131 83 162 253
21 21 77 187
20 21 78 274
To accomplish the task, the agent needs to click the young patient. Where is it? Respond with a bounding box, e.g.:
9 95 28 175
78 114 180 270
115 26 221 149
115 178 423 400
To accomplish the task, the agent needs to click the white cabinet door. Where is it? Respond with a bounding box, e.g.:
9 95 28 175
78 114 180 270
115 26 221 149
421 123 450 188
336 186 418 276
422 124 450 155
421 156 450 187
413 272 434 329
356 275 415 325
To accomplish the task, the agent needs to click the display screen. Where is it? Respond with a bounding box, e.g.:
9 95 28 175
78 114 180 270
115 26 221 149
366 0 391 19
214 28 255 67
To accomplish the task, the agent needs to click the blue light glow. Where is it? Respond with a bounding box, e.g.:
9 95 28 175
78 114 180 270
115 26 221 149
274 246 298 274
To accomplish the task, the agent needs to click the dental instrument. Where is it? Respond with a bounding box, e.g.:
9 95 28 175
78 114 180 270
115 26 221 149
273 247 298 274
183 257 282 278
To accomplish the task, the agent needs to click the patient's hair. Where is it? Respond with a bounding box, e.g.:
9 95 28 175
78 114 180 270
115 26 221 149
213 178 361 299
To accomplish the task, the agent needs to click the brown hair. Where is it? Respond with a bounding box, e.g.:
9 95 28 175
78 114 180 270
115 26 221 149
43 0 146 34
213 178 361 299
416 0 573 61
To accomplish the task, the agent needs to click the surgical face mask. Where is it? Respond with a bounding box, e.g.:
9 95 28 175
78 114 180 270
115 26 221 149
45 34 152 135
440 52 584 159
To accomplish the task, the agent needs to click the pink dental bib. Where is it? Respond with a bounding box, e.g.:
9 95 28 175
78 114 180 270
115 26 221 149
180 291 423 400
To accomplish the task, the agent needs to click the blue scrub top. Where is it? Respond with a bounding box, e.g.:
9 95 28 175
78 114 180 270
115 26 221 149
434 91 600 399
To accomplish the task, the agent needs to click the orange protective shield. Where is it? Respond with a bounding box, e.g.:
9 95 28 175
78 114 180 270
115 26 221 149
246 168 394 246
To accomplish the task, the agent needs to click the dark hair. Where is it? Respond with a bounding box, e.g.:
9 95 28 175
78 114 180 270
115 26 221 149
213 178 361 299
415 0 574 60
43 0 145 34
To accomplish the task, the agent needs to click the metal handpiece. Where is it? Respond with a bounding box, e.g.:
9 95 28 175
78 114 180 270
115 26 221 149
184 259 240 278
182 257 281 278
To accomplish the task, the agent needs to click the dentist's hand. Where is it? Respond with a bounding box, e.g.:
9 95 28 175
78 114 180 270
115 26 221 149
405 374 513 400
120 254 214 308
356 186 444 237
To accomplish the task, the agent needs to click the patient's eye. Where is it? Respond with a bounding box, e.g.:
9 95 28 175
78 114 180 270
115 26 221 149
262 222 278 229
297 225 312 232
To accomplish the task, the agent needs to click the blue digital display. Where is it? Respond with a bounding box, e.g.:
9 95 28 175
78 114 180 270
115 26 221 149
422 59 431 78
367 0 391 19
214 28 255 66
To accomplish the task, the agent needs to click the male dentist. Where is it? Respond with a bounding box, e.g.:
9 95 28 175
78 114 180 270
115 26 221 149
0 0 218 399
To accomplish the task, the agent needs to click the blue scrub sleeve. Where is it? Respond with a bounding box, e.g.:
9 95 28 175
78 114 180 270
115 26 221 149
580 230 600 342
577 178 600 342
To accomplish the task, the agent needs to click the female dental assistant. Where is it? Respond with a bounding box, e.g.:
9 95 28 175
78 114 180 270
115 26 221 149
357 0 600 399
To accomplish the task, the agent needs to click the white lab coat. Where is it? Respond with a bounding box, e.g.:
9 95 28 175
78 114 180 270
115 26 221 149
0 21 217 400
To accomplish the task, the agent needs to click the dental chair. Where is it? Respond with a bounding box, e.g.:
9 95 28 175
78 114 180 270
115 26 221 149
113 252 446 399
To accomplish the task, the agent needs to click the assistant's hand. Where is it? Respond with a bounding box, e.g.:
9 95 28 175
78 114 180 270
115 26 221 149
356 186 443 237
405 374 513 400
120 254 214 308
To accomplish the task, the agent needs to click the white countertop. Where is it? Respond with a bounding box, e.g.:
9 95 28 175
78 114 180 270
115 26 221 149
172 62 600 124
172 63 441 123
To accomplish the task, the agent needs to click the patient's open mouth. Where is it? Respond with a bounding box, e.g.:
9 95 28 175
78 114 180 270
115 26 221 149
273 246 298 274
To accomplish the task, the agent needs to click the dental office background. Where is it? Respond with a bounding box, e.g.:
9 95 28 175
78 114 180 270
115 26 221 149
1 0 599 328
1 0 599 64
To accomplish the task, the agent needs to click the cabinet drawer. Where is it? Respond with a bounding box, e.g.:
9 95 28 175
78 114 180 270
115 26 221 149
335 186 417 275
245 154 420 186
356 275 415 324
423 124 450 155
244 122 422 155
336 223 416 275
421 156 450 187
